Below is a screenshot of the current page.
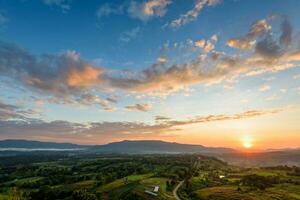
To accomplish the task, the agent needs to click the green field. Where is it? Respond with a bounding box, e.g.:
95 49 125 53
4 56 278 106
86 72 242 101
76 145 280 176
96 174 153 193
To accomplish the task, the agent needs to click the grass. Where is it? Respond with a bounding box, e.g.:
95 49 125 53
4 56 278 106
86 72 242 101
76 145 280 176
0 194 9 200
195 184 300 200
96 173 153 193
97 175 175 200
140 177 175 199
268 183 300 199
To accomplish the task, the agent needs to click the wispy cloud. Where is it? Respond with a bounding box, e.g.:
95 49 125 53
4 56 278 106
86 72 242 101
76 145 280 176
155 116 171 121
293 74 300 79
0 13 7 26
96 3 124 18
96 0 172 22
125 103 152 112
167 0 221 28
259 85 271 92
43 0 72 12
128 0 172 22
0 100 40 121
119 27 141 42
265 95 279 101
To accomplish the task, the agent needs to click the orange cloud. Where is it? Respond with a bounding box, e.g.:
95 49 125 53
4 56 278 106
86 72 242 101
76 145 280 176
66 65 103 88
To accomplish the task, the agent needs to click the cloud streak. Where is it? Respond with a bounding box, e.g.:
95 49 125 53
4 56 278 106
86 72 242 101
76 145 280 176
125 103 152 112
0 105 289 143
168 0 221 28
43 0 72 12
0 13 7 26
0 100 40 121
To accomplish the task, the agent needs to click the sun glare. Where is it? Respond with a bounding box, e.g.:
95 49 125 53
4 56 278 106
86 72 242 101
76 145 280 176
242 136 253 149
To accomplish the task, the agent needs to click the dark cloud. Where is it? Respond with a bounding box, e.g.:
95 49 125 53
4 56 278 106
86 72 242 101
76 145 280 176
255 35 282 59
155 116 171 121
280 18 292 47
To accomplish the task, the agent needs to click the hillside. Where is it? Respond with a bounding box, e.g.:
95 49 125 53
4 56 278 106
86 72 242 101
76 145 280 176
91 140 236 154
0 139 87 149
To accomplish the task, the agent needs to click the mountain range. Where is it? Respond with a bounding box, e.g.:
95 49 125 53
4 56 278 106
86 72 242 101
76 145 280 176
0 139 235 154
1 139 299 166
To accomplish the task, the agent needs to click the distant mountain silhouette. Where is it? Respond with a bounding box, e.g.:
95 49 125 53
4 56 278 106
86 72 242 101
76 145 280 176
0 139 87 149
91 140 236 154
1 140 299 166
0 139 236 153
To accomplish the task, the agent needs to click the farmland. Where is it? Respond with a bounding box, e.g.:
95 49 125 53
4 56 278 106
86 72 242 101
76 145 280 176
0 154 300 200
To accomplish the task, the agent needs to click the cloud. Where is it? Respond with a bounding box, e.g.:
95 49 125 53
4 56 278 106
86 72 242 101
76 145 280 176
0 120 86 136
0 106 289 143
104 16 300 95
119 27 141 42
280 18 292 47
0 13 7 26
96 3 124 18
0 43 114 111
128 0 172 22
155 116 171 121
0 100 40 121
265 95 279 102
76 94 116 111
293 74 300 79
255 35 282 59
0 44 103 95
125 103 152 112
195 34 218 53
43 0 72 12
163 107 286 127
168 0 221 28
227 17 272 49
1 16 300 101
228 15 293 51
259 85 271 92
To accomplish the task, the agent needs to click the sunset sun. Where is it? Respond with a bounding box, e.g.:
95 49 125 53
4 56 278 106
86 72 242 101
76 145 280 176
243 141 253 149
242 136 253 149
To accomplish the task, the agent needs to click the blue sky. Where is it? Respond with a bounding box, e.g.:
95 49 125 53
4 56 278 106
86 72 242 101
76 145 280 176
0 0 300 148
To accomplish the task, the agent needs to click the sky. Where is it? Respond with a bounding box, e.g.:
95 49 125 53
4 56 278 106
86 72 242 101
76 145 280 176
0 0 300 150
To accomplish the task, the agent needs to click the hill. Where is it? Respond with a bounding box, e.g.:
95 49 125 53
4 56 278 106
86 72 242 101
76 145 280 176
0 139 87 150
90 140 236 154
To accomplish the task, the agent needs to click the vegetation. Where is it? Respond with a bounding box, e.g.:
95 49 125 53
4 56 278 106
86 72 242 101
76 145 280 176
0 153 299 199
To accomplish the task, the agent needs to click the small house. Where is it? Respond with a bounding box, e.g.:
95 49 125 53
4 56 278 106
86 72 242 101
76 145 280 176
153 186 159 193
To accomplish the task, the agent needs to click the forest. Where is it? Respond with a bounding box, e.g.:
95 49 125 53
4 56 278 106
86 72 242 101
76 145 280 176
0 153 300 200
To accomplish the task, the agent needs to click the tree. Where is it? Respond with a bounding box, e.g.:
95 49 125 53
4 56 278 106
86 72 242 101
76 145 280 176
72 189 97 200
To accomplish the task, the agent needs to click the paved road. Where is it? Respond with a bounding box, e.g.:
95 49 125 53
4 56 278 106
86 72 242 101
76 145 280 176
173 181 184 200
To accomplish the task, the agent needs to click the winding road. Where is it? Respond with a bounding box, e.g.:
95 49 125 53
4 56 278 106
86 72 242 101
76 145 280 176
173 181 184 200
